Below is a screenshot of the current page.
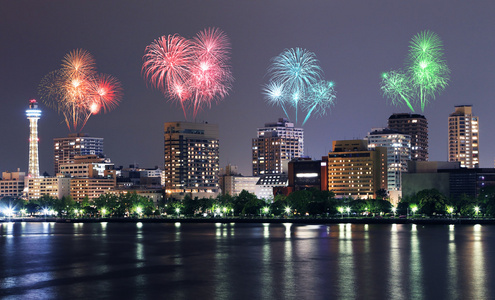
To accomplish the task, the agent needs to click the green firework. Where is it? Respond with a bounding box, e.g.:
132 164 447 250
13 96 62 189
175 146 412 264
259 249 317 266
381 30 450 112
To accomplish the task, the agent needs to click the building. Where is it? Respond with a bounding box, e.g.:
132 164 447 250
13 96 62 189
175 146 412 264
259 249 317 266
287 158 325 192
219 164 259 196
59 155 113 178
326 140 387 199
388 113 428 161
26 176 71 200
255 173 289 200
70 177 116 202
0 170 26 198
26 99 42 177
164 122 220 199
366 128 411 192
448 105 479 168
252 118 304 176
403 161 495 200
54 133 104 175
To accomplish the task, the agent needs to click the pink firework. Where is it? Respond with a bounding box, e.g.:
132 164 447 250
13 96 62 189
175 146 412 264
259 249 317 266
142 28 233 120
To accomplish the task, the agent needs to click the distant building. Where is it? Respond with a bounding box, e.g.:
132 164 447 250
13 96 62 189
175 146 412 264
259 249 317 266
255 173 288 200
287 158 325 192
252 118 303 176
0 169 26 198
164 122 220 199
59 155 113 178
448 105 479 168
26 176 71 200
70 177 116 202
54 133 104 175
325 140 387 199
388 113 428 161
366 128 411 192
219 164 259 196
403 161 495 200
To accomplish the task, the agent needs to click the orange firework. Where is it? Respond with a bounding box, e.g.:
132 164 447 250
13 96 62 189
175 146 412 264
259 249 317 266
39 49 123 131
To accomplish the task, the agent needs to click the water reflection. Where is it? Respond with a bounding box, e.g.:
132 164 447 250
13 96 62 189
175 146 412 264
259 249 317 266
0 222 494 299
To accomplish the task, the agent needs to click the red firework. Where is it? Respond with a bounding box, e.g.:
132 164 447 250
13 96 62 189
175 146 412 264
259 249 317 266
39 49 123 131
142 28 233 120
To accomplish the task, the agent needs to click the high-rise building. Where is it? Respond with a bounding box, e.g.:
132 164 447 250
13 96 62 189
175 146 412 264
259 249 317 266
325 140 387 199
0 169 26 198
388 113 428 161
26 99 41 177
54 133 104 175
448 105 479 168
252 118 304 176
164 122 220 198
366 128 411 192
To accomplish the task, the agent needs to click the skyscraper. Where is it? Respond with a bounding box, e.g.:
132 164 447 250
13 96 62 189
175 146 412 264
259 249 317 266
325 140 387 199
252 118 304 176
388 113 428 161
26 99 41 177
366 128 411 194
164 122 220 198
53 133 104 175
448 105 479 168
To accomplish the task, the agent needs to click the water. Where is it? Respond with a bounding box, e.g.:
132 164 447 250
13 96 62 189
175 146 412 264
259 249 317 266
0 222 494 299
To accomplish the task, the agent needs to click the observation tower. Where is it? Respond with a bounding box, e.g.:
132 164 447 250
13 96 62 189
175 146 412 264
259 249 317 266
26 99 41 177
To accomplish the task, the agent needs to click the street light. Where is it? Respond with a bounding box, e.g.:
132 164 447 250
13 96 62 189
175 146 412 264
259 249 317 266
262 206 269 217
284 206 291 217
447 206 454 218
43 208 49 221
346 207 351 218
474 206 480 218
101 208 107 218
391 207 397 218
338 207 344 218
136 206 143 218
175 207 180 217
411 206 418 217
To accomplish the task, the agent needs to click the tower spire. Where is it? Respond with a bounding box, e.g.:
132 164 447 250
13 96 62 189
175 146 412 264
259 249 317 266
26 99 41 177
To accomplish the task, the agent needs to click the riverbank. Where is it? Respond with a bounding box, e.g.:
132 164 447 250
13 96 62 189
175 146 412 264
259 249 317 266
1 217 494 225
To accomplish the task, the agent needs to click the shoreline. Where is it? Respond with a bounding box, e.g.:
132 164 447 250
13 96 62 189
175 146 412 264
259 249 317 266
1 217 493 225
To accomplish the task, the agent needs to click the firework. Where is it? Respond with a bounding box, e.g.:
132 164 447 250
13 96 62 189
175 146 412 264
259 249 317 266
39 49 123 131
263 48 335 125
381 30 449 112
142 28 233 120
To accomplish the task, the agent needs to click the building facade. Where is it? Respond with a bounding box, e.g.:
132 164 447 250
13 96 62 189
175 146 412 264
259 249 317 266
252 118 304 176
164 122 220 199
448 105 479 168
70 177 116 202
26 176 71 200
388 113 428 161
366 128 411 192
326 140 387 199
54 133 104 175
0 170 26 198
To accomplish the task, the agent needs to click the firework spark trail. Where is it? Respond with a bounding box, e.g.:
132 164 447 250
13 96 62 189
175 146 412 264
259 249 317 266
263 48 335 125
39 49 123 131
142 28 233 120
381 30 449 112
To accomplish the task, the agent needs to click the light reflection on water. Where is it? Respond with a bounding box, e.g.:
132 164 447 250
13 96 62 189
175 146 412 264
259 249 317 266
1 222 495 299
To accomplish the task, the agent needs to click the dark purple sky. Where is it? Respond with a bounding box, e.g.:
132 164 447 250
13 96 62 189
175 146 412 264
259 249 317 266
1 1 495 176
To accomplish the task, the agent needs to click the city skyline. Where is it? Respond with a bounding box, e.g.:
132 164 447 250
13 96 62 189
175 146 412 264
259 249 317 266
2 1 495 175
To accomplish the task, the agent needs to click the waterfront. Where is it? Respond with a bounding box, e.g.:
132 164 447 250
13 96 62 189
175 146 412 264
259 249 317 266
0 222 494 299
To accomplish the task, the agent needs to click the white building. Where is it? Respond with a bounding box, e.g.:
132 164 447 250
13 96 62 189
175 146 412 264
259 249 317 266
223 176 259 196
255 174 288 200
366 128 411 192
448 105 479 168
252 118 304 176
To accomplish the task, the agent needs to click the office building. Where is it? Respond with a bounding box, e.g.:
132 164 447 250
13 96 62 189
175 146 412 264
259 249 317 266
448 105 479 168
388 113 428 161
54 133 104 175
26 176 71 200
366 128 411 192
252 118 304 176
164 122 220 198
0 170 26 198
326 140 387 199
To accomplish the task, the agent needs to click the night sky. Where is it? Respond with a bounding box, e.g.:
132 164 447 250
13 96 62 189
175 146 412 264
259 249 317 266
2 1 495 176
